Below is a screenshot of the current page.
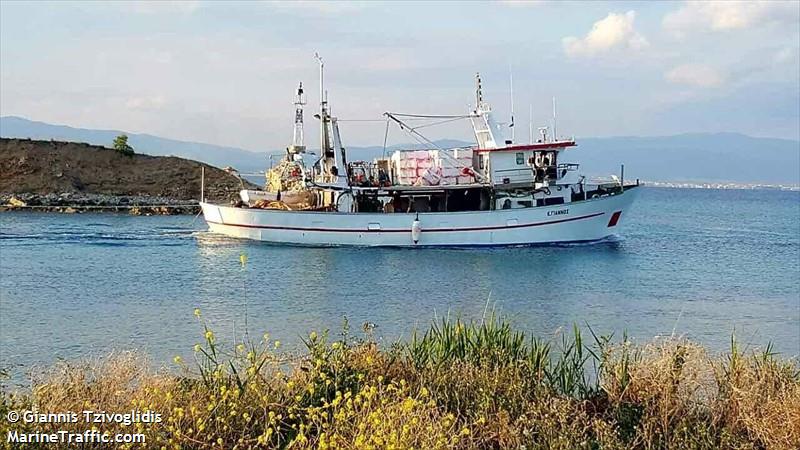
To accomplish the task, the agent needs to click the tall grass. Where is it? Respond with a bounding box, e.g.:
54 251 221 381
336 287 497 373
2 313 798 449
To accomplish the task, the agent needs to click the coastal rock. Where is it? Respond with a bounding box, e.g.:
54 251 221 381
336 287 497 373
8 197 26 207
1 137 257 214
0 137 258 204
0 191 202 214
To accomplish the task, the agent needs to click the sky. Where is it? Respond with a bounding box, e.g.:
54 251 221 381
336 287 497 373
1 0 798 151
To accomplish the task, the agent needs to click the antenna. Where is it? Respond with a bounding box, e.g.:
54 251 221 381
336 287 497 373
475 72 482 109
509 65 515 143
552 96 557 142
314 52 332 171
529 103 533 145
314 52 325 110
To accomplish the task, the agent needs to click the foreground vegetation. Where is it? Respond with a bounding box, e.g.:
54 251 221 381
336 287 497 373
2 313 798 450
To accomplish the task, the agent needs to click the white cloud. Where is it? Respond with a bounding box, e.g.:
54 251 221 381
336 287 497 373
665 64 725 88
266 1 373 14
358 51 423 72
562 11 648 58
107 1 201 15
773 47 799 65
499 0 547 6
663 1 800 37
125 95 166 110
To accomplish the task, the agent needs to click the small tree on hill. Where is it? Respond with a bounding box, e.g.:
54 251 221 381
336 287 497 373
113 134 134 157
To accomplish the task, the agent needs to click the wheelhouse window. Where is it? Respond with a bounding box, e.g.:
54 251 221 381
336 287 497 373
515 152 524 165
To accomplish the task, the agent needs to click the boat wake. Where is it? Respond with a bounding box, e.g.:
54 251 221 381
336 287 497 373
0 227 196 247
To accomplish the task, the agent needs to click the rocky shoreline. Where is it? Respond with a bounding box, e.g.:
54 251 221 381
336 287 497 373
0 192 201 215
1 138 259 214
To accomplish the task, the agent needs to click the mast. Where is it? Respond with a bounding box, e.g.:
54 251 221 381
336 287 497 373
552 96 557 142
471 72 501 149
289 82 306 154
314 52 334 178
475 72 483 108
529 103 533 145
509 67 515 143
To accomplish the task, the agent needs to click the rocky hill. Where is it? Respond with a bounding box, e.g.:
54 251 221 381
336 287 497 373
0 138 258 210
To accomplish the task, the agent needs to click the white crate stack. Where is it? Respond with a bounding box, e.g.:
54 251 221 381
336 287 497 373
431 148 475 185
390 148 476 186
391 150 427 185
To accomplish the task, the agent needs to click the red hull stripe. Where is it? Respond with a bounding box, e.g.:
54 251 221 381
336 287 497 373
607 211 622 227
207 211 604 233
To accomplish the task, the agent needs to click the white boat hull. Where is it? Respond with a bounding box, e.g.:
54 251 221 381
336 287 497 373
200 188 638 247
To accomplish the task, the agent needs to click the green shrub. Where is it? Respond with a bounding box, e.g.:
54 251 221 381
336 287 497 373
113 134 134 157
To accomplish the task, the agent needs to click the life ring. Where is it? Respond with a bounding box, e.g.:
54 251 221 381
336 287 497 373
337 192 355 212
591 193 600 199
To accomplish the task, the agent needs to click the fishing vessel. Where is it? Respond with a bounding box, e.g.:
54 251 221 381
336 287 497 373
200 58 639 247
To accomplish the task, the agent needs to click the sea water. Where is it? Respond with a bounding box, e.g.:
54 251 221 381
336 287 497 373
1 187 798 379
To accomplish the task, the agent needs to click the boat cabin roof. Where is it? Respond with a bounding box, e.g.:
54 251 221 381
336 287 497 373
475 140 576 153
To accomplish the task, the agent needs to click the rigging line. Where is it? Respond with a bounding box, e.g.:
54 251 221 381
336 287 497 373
336 119 388 122
337 117 442 122
386 112 474 119
386 113 485 182
382 117 390 158
190 209 204 226
407 116 467 132
400 127 484 182
403 126 432 148
385 113 445 151
396 120 436 150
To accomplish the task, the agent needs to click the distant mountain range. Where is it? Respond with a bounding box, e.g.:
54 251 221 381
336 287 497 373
2 116 798 185
0 116 266 174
